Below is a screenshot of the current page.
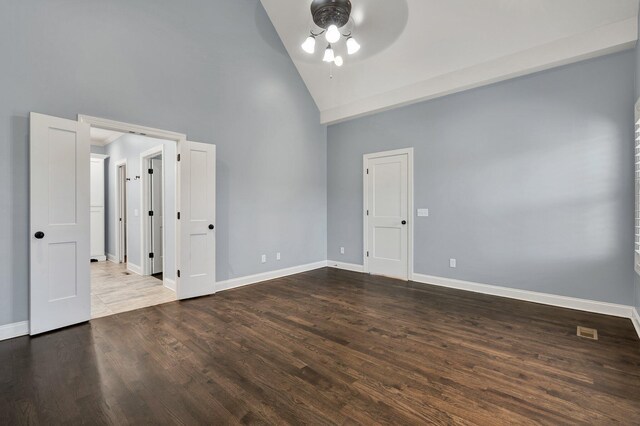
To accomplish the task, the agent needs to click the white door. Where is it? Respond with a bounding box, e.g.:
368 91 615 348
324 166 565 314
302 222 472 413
366 152 409 280
117 163 127 263
150 158 163 274
30 113 90 335
90 156 106 261
178 141 216 299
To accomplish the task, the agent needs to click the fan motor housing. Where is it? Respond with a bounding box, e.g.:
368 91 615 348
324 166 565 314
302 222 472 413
311 0 352 29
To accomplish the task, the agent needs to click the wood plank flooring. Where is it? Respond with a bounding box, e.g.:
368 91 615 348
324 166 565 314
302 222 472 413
91 261 176 319
1 268 639 425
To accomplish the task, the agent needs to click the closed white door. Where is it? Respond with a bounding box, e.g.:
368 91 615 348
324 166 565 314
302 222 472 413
366 152 409 280
178 141 216 299
30 113 90 335
90 156 105 260
89 206 105 259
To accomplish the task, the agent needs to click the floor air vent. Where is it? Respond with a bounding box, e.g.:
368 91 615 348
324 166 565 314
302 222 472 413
577 326 598 340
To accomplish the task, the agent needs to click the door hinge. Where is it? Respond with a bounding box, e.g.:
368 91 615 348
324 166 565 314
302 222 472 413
149 211 154 216
177 154 181 162
366 210 369 216
148 168 153 174
366 251 369 257
366 168 369 174
177 270 181 278
149 252 154 259
177 212 180 220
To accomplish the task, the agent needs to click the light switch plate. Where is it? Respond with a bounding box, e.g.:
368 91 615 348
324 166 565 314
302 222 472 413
417 209 429 217
276 252 281 261
340 247 345 254
261 254 267 263
449 258 457 268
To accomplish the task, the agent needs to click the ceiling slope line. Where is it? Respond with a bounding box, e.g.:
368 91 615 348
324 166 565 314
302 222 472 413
321 17 637 124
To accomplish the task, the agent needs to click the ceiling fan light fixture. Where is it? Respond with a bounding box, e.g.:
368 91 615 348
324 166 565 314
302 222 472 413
323 44 335 62
311 0 352 29
305 0 359 70
301 35 316 54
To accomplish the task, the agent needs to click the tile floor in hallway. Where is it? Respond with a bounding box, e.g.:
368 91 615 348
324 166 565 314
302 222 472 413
91 261 176 319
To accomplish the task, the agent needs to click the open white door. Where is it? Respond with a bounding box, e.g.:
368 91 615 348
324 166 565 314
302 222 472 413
150 157 163 274
30 113 90 335
177 141 216 299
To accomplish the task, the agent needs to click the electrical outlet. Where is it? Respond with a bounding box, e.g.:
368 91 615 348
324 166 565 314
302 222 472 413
261 254 266 263
450 258 457 268
276 252 281 261
340 247 345 255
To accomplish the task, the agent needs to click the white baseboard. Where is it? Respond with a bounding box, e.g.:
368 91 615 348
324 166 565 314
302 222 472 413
91 255 107 262
216 261 328 293
164 278 176 291
0 321 29 341
127 263 142 275
106 253 118 263
412 273 634 319
327 260 365 273
631 308 640 340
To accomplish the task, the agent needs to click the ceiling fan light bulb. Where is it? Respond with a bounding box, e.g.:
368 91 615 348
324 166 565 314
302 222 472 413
334 56 343 67
325 25 341 43
301 35 316 54
323 45 335 62
346 37 360 55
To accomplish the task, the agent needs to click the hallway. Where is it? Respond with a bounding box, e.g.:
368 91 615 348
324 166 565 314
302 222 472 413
91 261 176 319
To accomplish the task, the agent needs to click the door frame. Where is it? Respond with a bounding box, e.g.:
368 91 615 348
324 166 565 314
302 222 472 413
114 158 128 264
78 115 186 295
362 147 414 280
140 145 166 280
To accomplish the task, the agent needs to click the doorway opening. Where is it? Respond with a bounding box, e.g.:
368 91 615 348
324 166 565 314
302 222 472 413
141 147 166 285
89 129 177 319
30 112 216 335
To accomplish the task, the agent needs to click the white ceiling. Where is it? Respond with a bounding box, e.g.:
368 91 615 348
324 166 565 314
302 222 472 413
90 128 124 146
261 0 639 124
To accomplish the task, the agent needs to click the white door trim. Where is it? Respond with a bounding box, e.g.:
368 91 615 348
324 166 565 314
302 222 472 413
140 145 166 280
78 115 187 142
363 148 414 281
114 159 128 264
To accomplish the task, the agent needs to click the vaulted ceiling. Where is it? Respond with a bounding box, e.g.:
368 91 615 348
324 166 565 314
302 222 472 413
260 0 639 124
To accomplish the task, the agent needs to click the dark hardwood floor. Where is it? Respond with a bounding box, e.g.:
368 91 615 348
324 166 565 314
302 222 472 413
1 268 640 425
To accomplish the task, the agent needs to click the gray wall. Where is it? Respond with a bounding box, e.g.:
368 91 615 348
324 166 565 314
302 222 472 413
328 51 636 305
636 274 640 311
633 15 640 311
90 145 106 155
637 11 640 100
0 0 326 327
103 134 177 281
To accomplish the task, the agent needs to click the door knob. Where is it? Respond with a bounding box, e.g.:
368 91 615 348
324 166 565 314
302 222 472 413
34 231 45 239
401 220 407 225
208 224 214 230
